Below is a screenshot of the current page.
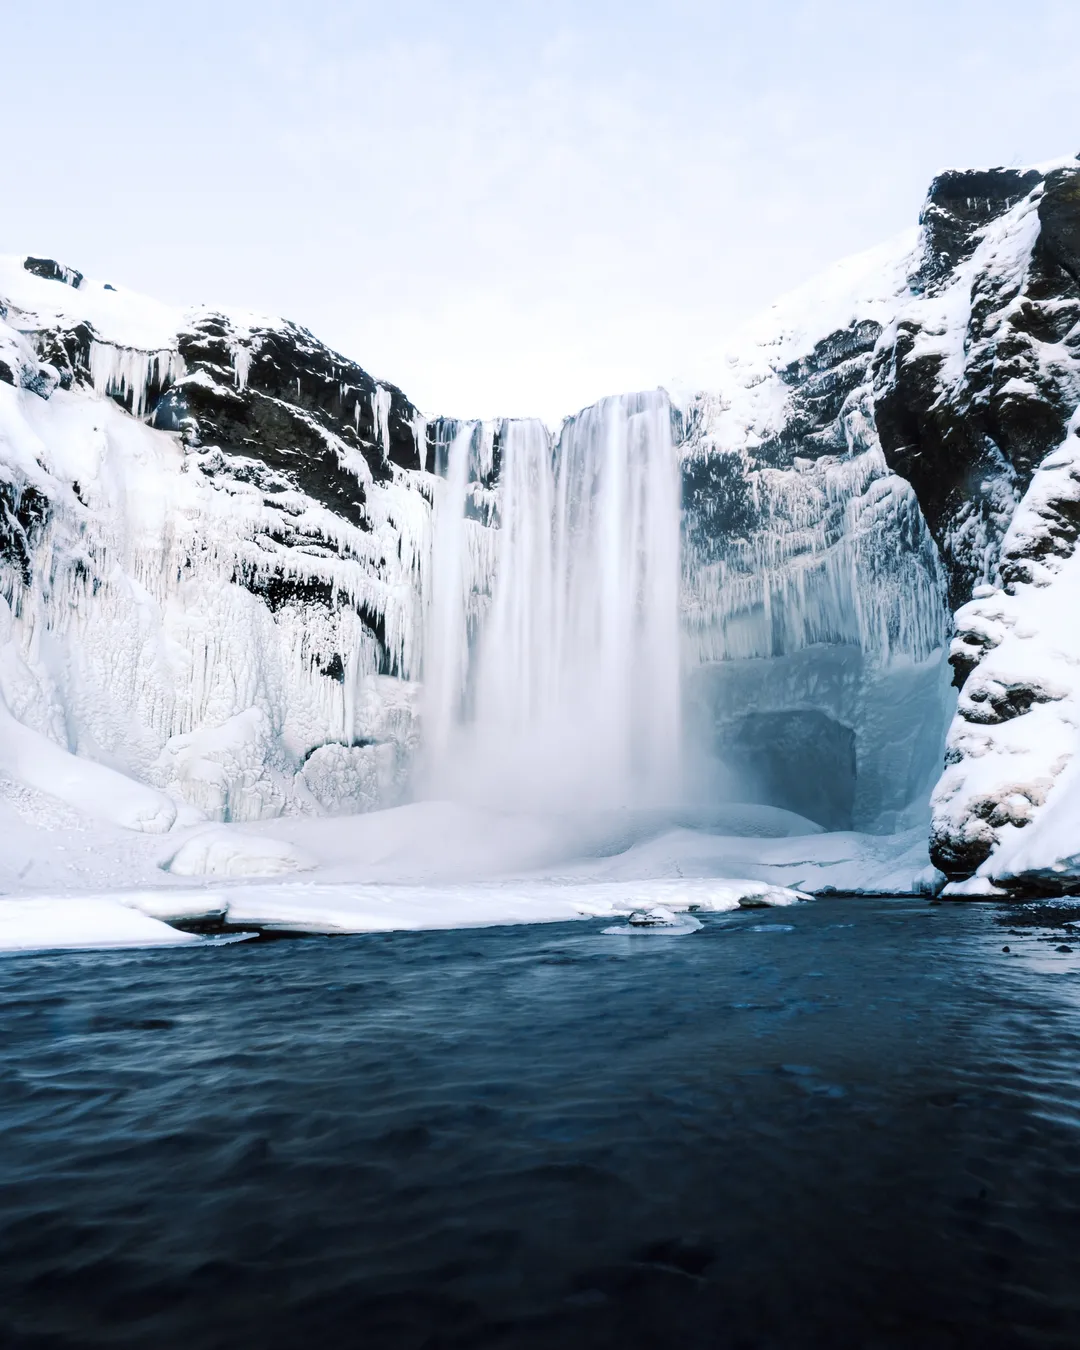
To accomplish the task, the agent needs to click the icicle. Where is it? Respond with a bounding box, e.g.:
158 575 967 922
89 341 185 418
371 385 392 453
412 412 428 471
232 345 252 391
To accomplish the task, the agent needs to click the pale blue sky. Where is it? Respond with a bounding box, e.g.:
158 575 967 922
4 0 1077 420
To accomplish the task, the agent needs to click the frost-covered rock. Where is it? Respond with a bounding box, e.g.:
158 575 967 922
680 235 955 833
680 155 1080 886
163 831 315 878
0 255 427 824
932 413 1080 883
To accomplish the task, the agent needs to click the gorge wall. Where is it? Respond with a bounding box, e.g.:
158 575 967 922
2 152 1080 894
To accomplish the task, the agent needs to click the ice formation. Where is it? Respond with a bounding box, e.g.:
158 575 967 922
88 341 185 418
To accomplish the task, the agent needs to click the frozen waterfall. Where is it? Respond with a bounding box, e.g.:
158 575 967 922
422 392 682 811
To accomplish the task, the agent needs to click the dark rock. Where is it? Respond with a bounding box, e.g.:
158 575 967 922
917 167 1043 285
874 168 1080 613
682 449 754 558
1038 166 1080 284
23 257 83 289
28 321 94 392
0 480 49 584
317 653 346 683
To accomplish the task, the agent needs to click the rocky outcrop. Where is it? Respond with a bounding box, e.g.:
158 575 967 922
677 155 1080 882
0 258 430 820
873 163 1080 614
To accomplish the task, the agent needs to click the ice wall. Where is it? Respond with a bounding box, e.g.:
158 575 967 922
678 243 956 833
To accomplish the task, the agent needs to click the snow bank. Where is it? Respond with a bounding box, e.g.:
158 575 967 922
542 823 941 896
0 695 176 833
221 876 806 935
0 897 197 953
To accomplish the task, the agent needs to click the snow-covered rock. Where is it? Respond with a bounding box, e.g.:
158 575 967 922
162 830 315 879
681 155 1080 890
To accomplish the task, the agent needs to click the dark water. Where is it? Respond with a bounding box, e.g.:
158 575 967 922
2 898 1080 1350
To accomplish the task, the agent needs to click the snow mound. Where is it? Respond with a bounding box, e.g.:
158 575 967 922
940 876 1009 899
0 696 175 833
0 897 197 953
163 831 316 878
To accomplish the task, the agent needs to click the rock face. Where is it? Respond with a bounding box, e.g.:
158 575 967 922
2 151 1080 895
873 165 1080 614
679 236 954 834
0 259 428 820
679 154 1080 882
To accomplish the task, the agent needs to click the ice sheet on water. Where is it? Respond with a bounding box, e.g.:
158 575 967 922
0 897 197 953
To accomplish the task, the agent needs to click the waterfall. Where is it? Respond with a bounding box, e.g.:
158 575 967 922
422 391 682 810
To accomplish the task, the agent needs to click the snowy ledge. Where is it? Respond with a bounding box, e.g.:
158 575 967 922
0 879 807 955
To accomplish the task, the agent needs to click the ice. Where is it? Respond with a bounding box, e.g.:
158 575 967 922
88 341 185 418
940 876 1009 899
602 908 705 935
0 897 197 953
220 875 805 935
0 348 428 822
371 385 392 453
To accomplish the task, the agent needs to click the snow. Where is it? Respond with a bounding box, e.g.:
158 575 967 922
187 875 807 936
0 691 175 832
940 876 1009 899
0 897 197 953
163 832 315 878
933 413 1080 881
0 254 183 352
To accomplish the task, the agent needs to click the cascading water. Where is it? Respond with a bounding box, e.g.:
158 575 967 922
422 391 682 811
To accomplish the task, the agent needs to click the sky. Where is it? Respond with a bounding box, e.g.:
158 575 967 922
3 0 1078 423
